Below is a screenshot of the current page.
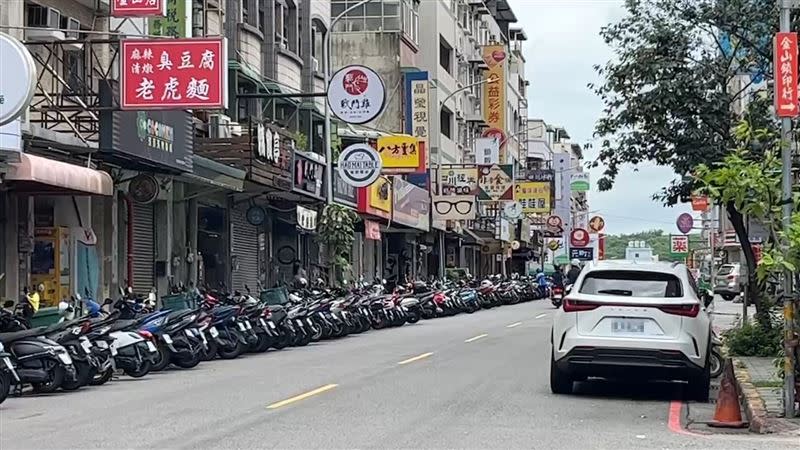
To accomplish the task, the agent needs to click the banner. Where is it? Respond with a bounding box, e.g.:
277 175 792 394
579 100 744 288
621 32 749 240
392 176 430 231
376 135 421 170
515 181 551 214
439 166 478 195
432 194 476 221
477 164 514 201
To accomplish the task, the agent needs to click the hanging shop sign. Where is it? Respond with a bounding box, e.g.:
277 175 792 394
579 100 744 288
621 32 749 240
255 123 282 164
338 143 382 187
569 172 590 192
544 214 565 238
333 169 357 207
296 205 318 231
496 218 511 242
120 37 227 110
357 176 392 220
112 0 166 17
328 65 386 124
100 108 194 172
475 137 500 165
439 166 479 195
569 247 594 262
149 0 191 38
376 135 423 171
774 32 799 117
691 195 709 212
482 44 507 158
523 169 555 183
676 212 694 234
519 218 532 243
477 164 514 201
588 215 605 233
515 182 551 214
392 177 430 231
407 172 430 190
246 205 267 226
670 235 690 257
404 71 429 143
129 174 160 204
293 150 326 200
365 219 381 240
432 195 476 221
570 228 590 247
503 201 523 220
0 32 37 127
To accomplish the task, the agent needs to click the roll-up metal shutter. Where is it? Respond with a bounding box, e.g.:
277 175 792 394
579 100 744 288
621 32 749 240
231 207 260 293
131 202 155 294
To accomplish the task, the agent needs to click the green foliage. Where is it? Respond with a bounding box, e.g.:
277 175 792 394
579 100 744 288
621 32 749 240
293 132 308 151
723 321 782 357
603 229 704 261
316 204 360 284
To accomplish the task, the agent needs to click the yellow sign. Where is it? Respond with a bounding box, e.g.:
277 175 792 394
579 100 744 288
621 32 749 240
482 44 506 158
369 176 392 214
376 135 421 170
515 182 551 214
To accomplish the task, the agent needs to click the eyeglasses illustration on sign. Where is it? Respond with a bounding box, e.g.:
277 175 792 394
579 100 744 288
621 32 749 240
434 200 474 215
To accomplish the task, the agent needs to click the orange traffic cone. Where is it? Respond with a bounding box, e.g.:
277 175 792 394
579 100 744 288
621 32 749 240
708 359 748 428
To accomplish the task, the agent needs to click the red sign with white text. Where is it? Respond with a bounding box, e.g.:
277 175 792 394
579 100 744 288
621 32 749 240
774 32 799 118
111 0 165 17
120 38 227 110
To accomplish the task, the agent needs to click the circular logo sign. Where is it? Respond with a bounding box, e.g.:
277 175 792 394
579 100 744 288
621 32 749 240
482 127 507 147
0 32 37 127
588 215 605 233
503 201 522 220
129 174 160 204
246 205 267 226
570 228 590 247
676 213 694 234
511 240 521 250
546 215 563 229
548 240 561 251
337 143 382 187
328 65 386 125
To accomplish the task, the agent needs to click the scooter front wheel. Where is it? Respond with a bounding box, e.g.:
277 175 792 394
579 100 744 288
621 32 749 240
709 348 723 378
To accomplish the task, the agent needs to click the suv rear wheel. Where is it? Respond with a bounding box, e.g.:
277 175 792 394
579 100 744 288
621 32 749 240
550 351 573 395
687 353 711 402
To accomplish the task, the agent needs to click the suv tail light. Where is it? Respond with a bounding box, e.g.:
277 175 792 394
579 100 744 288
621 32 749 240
658 303 700 317
563 298 599 312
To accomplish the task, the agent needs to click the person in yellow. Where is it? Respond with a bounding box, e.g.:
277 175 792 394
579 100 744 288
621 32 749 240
22 284 43 319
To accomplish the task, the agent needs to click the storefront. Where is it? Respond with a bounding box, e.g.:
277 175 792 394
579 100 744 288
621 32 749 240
292 149 327 280
357 176 392 284
387 176 431 284
333 169 361 281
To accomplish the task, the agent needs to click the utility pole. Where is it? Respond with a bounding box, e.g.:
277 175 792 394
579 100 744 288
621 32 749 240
778 0 797 419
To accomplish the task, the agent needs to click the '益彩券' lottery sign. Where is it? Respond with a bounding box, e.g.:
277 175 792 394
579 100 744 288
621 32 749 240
774 32 799 118
337 143 382 188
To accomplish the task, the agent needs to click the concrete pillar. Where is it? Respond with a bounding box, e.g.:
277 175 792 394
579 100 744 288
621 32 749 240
188 197 199 287
172 182 187 285
2 193 20 300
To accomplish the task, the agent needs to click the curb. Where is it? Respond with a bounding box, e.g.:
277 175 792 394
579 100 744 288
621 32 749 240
732 357 771 434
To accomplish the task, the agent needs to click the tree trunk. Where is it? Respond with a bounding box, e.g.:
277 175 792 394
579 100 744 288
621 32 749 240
726 201 770 329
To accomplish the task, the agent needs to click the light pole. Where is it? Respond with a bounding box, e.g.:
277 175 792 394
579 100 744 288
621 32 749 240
323 0 377 206
434 77 498 279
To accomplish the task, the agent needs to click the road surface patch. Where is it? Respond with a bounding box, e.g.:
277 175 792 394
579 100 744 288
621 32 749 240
464 334 488 343
397 352 434 365
506 322 522 328
535 313 548 319
266 384 338 409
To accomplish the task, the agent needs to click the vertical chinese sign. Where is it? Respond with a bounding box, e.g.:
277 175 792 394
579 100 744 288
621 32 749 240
112 0 166 17
149 0 191 38
404 71 429 145
774 32 799 118
670 235 689 260
120 38 228 110
482 45 507 161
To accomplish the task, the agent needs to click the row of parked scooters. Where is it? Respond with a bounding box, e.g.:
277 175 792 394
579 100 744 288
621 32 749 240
0 275 551 405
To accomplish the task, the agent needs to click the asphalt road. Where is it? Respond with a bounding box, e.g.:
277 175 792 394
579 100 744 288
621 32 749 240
1 299 797 449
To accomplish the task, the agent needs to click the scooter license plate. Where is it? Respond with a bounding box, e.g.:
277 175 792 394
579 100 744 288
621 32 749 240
162 334 173 344
296 319 304 327
56 352 72 365
237 322 247 331
109 344 118 356
185 329 195 337
80 338 93 354
268 321 276 330
209 327 219 338
146 341 157 353
95 340 109 349
245 321 252 330
306 318 314 326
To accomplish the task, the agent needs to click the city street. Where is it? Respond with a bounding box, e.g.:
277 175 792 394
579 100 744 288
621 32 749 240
1 300 796 450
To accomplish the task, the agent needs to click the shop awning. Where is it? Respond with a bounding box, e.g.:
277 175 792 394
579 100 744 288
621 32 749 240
3 153 112 196
178 155 246 192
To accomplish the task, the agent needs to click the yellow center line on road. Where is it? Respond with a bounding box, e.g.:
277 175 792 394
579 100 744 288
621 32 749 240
506 322 523 328
535 313 548 319
464 333 488 343
397 352 434 365
266 384 338 409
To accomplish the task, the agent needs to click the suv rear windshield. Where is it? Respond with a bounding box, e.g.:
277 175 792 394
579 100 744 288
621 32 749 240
717 265 735 276
579 270 683 298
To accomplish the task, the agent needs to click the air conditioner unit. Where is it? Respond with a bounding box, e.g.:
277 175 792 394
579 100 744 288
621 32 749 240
312 57 320 72
209 114 232 138
230 122 243 137
63 17 82 50
25 5 65 41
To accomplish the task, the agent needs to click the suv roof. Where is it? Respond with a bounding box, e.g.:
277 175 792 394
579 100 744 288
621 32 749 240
584 260 687 275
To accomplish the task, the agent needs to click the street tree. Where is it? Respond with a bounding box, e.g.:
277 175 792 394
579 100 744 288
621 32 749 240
591 0 778 310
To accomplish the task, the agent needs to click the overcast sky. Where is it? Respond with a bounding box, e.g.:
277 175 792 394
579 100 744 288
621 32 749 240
510 0 693 235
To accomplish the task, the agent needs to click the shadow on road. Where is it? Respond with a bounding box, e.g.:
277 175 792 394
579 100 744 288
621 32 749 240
573 378 691 402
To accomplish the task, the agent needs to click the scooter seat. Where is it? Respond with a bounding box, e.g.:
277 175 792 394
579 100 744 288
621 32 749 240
0 327 50 343
108 319 139 332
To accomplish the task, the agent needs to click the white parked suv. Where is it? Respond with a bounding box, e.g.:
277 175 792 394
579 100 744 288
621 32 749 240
550 260 713 400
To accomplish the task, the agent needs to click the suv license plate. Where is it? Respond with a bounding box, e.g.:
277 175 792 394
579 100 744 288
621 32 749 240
209 327 219 338
611 318 645 334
